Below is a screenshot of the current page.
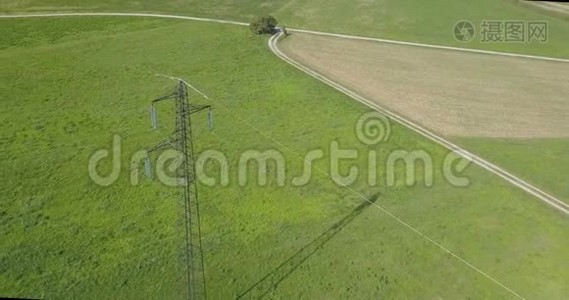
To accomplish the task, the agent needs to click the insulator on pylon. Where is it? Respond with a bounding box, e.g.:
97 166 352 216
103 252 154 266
144 157 152 178
207 108 213 130
150 105 158 129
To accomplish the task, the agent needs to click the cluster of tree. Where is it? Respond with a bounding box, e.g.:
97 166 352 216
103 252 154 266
250 15 278 35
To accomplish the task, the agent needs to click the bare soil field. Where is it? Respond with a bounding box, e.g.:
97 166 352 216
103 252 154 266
279 33 569 138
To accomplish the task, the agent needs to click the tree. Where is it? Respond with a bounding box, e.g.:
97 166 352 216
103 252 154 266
250 15 278 35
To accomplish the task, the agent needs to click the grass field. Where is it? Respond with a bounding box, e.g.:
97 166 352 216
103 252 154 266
2 16 569 299
1 0 569 58
456 138 569 200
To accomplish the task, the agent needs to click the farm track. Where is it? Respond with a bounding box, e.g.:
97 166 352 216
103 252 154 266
526 1 569 16
269 32 569 215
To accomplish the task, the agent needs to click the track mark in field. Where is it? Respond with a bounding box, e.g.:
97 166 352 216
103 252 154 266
0 12 249 26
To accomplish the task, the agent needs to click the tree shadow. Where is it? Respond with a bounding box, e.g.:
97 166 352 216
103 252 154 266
237 193 380 299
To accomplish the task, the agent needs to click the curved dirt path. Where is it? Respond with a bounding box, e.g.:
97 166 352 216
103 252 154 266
526 1 569 16
269 32 569 215
0 12 249 25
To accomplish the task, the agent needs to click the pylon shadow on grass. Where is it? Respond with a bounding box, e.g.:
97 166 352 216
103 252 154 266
236 193 381 299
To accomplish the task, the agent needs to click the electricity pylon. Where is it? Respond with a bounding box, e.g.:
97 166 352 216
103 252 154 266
147 80 212 299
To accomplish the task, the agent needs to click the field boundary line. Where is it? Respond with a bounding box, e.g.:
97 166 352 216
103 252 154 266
0 12 249 26
1 12 569 63
269 32 569 215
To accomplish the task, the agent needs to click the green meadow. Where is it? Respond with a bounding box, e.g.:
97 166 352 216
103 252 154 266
455 138 569 200
1 16 568 299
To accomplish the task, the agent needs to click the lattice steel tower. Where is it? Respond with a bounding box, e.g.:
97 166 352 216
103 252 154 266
147 80 212 299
